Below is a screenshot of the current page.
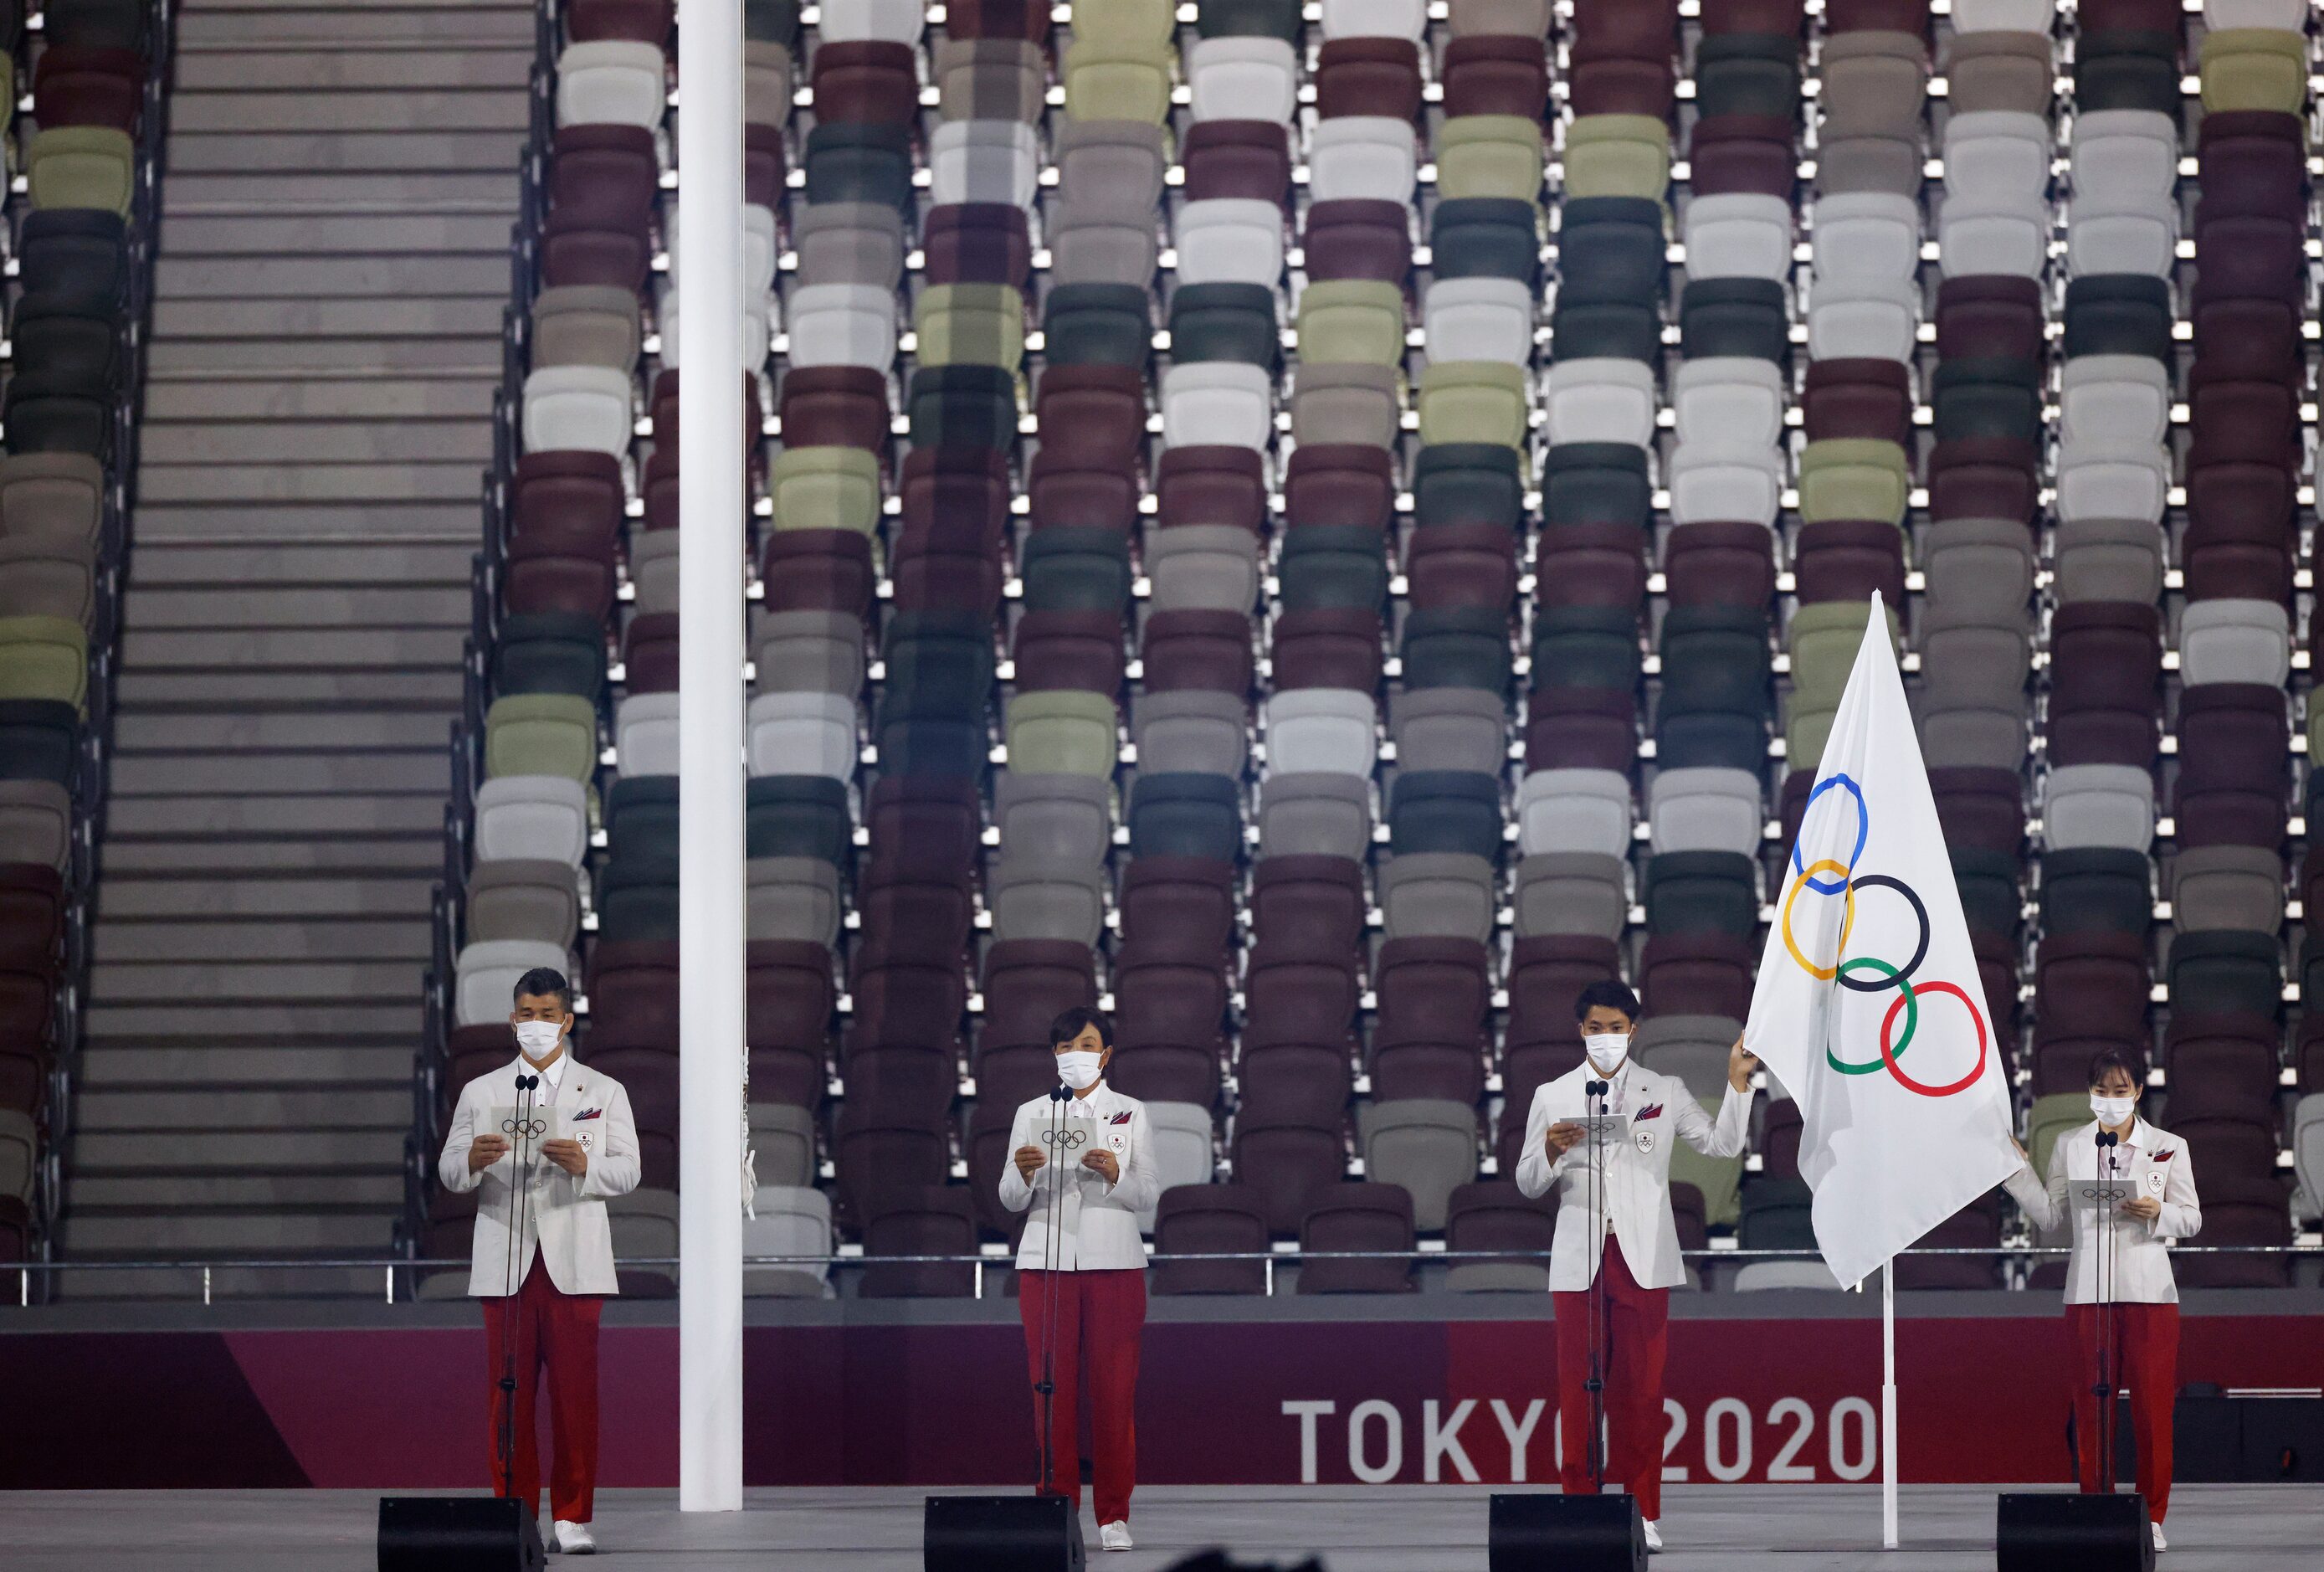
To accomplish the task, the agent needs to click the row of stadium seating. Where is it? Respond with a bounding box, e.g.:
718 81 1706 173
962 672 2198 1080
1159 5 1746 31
0 0 164 1271
413 0 2322 1297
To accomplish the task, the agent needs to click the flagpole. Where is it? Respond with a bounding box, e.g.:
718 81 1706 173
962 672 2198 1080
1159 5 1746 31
1881 1259 1899 1549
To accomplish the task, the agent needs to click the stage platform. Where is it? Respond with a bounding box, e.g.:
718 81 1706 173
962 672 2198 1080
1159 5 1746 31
3 1483 2318 1569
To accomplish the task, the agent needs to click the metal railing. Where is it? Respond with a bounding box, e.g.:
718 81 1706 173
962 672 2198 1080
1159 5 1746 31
8 1245 2317 1307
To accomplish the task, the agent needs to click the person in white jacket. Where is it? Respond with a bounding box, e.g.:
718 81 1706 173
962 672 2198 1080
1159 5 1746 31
1514 979 1758 1554
437 966 639 1556
998 1007 1158 1554
2003 1047 2200 1554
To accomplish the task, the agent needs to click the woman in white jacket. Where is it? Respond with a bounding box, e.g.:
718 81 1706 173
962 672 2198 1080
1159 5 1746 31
998 1007 1158 1553
2003 1047 2201 1554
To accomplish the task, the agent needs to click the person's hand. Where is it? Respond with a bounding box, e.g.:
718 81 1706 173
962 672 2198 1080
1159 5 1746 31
1544 1121 1585 1157
467 1133 510 1174
2008 1134 2029 1164
541 1138 588 1179
1013 1143 1046 1181
1081 1148 1119 1184
1728 1033 1761 1094
2120 1196 2162 1223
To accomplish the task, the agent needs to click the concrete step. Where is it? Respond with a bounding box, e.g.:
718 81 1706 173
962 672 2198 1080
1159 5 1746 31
69 1171 408 1210
85 1000 424 1042
155 254 514 299
75 1082 414 1131
113 668 467 708
93 919 434 965
126 540 477 586
59 1211 400 1256
124 585 469 630
120 625 465 669
103 794 447 840
165 129 530 176
134 460 490 505
86 960 427 1004
114 709 458 753
129 502 483 543
159 213 521 255
170 90 532 135
140 419 495 466
152 295 506 339
144 378 496 423
146 337 500 376
173 48 533 92
178 8 532 49
78 1043 417 1087
70 1127 409 1175
108 752 450 798
163 172 521 218
100 874 437 919
100 836 444 876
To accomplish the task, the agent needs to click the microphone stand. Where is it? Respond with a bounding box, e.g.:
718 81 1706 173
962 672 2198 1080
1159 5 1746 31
2092 1129 2120 1497
1036 1084 1071 1503
1583 1076 1610 1498
494 1070 538 1509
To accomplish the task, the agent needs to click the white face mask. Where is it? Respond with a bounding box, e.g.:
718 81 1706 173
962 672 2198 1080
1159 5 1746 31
1056 1049 1105 1091
514 1020 564 1058
2090 1092 2136 1128
1583 1033 1630 1073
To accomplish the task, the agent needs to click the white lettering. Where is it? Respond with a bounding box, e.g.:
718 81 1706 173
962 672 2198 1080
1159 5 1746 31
1423 1400 1480 1483
1704 1398 1752 1482
1347 1399 1403 1484
1766 1398 1816 1482
1828 1397 1877 1482
1282 1400 1335 1485
1490 1398 1547 1484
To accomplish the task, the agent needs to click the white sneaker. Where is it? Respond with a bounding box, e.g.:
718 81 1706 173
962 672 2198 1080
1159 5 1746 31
2151 1520 2167 1554
1100 1520 1134 1552
552 1519 596 1554
1642 1518 1663 1554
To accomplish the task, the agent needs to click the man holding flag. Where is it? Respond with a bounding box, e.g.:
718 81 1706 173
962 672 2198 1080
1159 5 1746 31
1742 594 2024 1540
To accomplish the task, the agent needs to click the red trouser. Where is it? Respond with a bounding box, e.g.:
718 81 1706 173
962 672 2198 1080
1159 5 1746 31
1018 1268 1147 1525
1553 1235 1670 1521
2066 1301 2179 1523
482 1257 603 1524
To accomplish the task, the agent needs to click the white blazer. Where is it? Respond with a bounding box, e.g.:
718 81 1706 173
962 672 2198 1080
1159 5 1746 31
1513 1059 1752 1292
2004 1117 2200 1306
437 1055 642 1297
997 1082 1160 1271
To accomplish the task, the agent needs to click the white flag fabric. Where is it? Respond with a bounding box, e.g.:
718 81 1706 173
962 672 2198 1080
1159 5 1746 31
1742 593 2021 1290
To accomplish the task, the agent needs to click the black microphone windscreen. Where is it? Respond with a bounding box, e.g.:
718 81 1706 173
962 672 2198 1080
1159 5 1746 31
1049 1085 1070 1102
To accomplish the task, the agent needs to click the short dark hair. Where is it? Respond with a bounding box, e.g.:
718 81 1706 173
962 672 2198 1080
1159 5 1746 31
1049 1005 1115 1050
2087 1048 2142 1092
1573 979 1640 1025
513 967 572 1012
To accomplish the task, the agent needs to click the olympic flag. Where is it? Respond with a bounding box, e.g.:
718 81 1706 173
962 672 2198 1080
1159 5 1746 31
1742 593 2022 1292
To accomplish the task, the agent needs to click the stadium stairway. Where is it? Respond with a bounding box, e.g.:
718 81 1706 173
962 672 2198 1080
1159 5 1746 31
57 0 533 1295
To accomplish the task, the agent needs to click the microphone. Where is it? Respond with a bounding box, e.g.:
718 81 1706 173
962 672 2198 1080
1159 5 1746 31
1584 1079 1608 1099
1049 1085 1071 1102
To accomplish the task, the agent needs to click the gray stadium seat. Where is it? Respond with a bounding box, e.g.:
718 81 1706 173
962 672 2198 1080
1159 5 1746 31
2178 600 2291 689
1512 851 1628 940
993 772 1115 865
1133 691 1251 778
2042 764 2157 851
1378 852 1497 943
617 692 685 777
1388 688 1509 778
1257 772 1375 860
988 856 1108 947
1515 768 1633 859
1265 689 1378 778
454 938 573 1026
746 692 858 780
746 858 844 947
1648 768 1763 857
1359 1100 1480 1231
745 1184 834 1298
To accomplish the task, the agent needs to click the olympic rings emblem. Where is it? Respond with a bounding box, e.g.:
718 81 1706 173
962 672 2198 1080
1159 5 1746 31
1041 1128 1087 1150
501 1115 550 1141
1781 777 1987 1099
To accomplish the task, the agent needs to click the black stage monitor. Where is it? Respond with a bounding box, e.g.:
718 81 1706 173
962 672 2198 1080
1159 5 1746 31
377 1497 544 1572
924 1493 1085 1572
1488 1492 1646 1572
1995 1492 2153 1572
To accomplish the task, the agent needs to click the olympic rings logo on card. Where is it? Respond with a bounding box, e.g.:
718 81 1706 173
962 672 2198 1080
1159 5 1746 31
501 1116 551 1141
1782 773 1988 1099
1041 1128 1088 1150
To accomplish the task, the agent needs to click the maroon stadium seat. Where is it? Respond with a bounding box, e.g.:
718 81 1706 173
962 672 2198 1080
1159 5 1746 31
859 1188 979 1297
1660 520 1774 610
1180 120 1291 203
1439 35 1547 121
1300 201 1413 286
1270 608 1384 693
1152 1184 1270 1294
1315 37 1425 122
1295 1183 1417 1293
1283 444 1396 529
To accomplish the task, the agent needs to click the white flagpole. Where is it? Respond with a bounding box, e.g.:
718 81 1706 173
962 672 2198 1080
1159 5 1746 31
1881 1259 1898 1549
